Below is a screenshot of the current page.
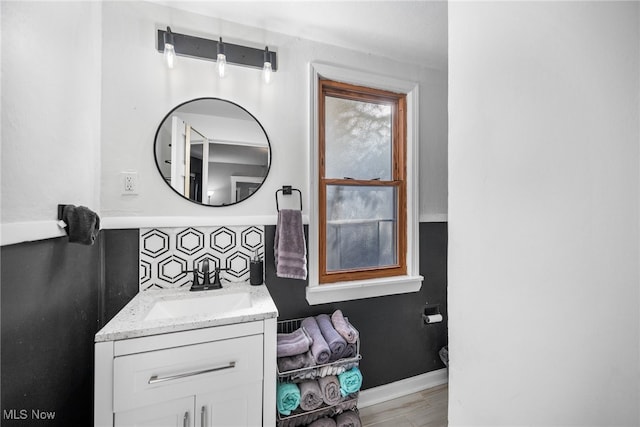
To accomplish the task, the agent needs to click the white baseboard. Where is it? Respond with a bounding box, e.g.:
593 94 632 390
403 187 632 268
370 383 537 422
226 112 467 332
358 368 448 408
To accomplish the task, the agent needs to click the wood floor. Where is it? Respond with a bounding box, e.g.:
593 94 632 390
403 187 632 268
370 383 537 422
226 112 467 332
359 384 448 427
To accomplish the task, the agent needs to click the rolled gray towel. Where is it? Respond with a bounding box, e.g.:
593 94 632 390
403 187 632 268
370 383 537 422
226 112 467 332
316 314 347 361
308 418 337 427
277 351 315 372
318 375 342 406
331 310 359 344
277 328 312 357
335 410 362 427
278 327 306 341
342 343 357 359
299 380 324 411
301 317 331 364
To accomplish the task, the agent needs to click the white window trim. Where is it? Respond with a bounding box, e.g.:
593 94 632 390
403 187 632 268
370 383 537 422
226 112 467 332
306 62 423 305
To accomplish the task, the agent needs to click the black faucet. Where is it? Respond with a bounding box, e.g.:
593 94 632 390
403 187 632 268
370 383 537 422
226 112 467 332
183 267 201 289
209 266 227 290
183 260 226 291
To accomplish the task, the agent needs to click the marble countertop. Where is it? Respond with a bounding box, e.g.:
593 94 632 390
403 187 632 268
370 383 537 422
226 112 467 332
95 281 278 342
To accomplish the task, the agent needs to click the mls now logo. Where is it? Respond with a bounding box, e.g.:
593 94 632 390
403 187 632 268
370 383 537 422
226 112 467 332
3 409 55 420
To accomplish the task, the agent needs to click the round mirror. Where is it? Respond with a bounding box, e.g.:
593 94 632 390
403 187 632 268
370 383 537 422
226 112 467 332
154 98 271 206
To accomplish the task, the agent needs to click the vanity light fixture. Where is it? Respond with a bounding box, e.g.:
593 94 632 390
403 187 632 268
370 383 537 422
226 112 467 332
163 26 176 69
216 37 227 78
262 46 272 84
156 28 277 80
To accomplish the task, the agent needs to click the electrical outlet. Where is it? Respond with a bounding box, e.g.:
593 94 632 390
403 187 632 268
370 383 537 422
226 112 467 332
121 172 138 195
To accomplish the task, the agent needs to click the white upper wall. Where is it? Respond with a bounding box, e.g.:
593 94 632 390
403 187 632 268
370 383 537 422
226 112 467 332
0 0 447 244
146 0 449 70
99 1 448 227
1 1 102 242
449 2 640 426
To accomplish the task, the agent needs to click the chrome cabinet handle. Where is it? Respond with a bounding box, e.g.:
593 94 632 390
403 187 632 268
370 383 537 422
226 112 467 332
201 406 206 427
183 411 189 427
148 361 236 384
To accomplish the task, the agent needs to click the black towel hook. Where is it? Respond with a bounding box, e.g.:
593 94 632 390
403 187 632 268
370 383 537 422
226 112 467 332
275 185 302 212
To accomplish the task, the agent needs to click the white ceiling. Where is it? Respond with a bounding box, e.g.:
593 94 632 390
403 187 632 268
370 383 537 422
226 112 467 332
149 1 448 68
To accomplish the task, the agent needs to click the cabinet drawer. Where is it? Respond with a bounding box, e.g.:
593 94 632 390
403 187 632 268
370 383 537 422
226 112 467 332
114 334 263 413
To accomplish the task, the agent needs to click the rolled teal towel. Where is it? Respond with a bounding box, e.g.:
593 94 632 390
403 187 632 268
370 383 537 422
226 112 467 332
277 382 301 416
338 367 363 397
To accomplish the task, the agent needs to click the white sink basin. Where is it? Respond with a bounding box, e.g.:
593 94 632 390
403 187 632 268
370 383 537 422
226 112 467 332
144 292 252 321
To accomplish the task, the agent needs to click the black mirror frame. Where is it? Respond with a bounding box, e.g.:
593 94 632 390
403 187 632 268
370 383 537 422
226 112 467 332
153 97 272 207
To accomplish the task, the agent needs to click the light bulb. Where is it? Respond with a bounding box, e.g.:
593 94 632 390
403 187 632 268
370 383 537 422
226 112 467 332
217 53 227 78
163 27 176 69
164 43 176 69
262 62 272 84
262 46 272 84
217 37 226 78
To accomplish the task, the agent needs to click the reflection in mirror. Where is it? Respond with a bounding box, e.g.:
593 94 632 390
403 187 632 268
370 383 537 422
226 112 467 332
154 98 271 206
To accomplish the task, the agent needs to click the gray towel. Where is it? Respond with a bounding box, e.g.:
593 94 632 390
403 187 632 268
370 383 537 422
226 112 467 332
316 314 347 361
342 343 357 359
277 328 312 357
331 310 359 344
298 380 324 411
277 351 315 372
317 375 342 406
335 410 362 427
62 204 100 245
308 418 337 427
274 209 307 280
301 317 331 364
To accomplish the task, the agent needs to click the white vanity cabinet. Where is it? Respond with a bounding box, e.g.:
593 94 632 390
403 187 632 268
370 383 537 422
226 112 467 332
95 318 277 427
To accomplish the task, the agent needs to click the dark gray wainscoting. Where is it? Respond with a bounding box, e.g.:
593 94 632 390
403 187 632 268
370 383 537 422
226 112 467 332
1 236 101 426
0 222 446 426
102 229 139 324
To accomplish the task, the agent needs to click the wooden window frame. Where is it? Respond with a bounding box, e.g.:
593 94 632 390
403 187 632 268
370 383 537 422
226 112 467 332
318 78 407 284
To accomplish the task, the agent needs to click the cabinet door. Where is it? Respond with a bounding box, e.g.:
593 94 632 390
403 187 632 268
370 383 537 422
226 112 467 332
197 381 262 427
115 396 194 427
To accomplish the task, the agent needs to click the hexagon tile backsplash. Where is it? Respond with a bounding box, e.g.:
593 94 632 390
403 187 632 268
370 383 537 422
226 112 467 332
139 226 265 290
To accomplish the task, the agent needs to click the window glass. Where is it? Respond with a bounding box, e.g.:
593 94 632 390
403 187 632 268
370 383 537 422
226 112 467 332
324 96 392 180
325 185 397 271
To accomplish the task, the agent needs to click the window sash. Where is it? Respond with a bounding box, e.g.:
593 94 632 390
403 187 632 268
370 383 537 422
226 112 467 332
319 78 407 284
